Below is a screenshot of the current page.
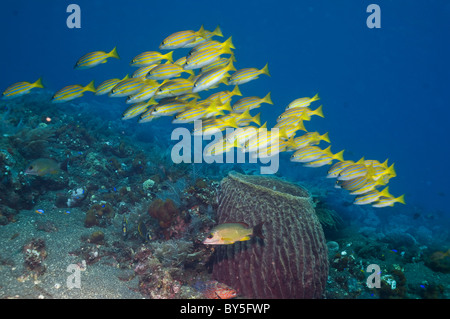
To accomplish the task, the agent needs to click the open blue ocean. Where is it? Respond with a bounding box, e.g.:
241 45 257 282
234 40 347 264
0 0 449 301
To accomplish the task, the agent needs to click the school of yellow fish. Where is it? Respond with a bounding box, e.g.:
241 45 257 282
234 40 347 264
1 25 405 207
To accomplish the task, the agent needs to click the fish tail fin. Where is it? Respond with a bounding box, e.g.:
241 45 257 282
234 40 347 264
252 222 265 240
109 46 120 59
261 63 270 76
185 69 195 76
296 120 307 132
396 194 406 205
231 85 242 96
321 132 330 143
84 80 97 93
312 105 324 118
164 51 174 63
387 163 396 178
312 93 320 102
252 113 261 126
222 37 234 52
212 25 223 37
262 92 273 105
121 74 130 81
224 36 235 50
197 25 207 38
226 60 236 72
379 186 392 198
222 100 233 112
34 77 44 88
333 149 345 162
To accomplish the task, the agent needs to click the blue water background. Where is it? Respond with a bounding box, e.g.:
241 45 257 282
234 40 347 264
1 0 449 215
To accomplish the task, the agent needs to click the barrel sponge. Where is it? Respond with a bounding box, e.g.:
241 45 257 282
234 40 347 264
212 172 328 298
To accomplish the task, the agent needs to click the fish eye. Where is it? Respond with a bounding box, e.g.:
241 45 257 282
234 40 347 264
207 234 213 239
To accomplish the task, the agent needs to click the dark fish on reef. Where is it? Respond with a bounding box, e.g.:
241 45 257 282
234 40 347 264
138 221 152 241
203 222 264 245
194 280 237 299
24 158 61 176
122 216 128 239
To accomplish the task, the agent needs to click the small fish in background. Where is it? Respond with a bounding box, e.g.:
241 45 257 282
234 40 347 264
203 222 265 245
35 209 44 215
74 47 120 69
194 280 237 299
24 158 61 176
122 215 128 239
138 221 152 241
2 78 44 99
51 80 96 103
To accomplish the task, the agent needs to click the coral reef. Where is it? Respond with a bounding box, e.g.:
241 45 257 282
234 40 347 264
84 202 115 228
23 238 47 276
212 172 328 298
425 249 450 273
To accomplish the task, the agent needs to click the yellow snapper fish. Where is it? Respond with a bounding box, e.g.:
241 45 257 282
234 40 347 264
290 145 336 163
138 107 160 123
243 129 287 153
146 63 194 80
188 36 235 57
228 63 270 86
155 78 195 99
130 51 174 67
337 162 374 181
109 78 147 97
372 194 406 208
225 123 267 145
187 25 224 48
286 94 320 109
24 158 61 176
278 105 324 122
326 159 358 178
152 100 196 116
2 78 44 99
95 74 129 95
353 186 392 205
203 222 265 245
349 177 387 195
74 47 120 69
290 132 330 151
122 99 157 120
125 82 160 104
132 64 161 78
205 137 240 156
232 92 273 113
273 116 305 130
172 103 224 124
201 56 236 74
255 136 297 158
159 25 220 50
302 149 345 168
192 60 236 93
207 85 242 104
52 80 96 103
336 176 370 191
184 46 234 71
